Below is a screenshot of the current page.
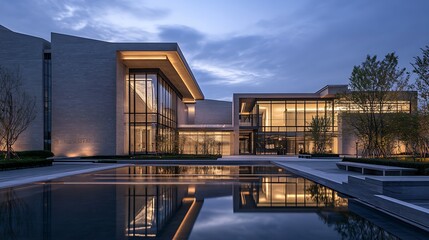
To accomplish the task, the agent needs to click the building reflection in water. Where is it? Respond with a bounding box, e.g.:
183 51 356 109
0 188 31 239
125 185 177 238
122 166 182 238
234 166 347 211
0 165 422 240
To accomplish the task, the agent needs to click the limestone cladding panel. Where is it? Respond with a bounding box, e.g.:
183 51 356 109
194 100 232 125
51 34 117 156
0 29 48 151
338 114 357 155
177 100 188 125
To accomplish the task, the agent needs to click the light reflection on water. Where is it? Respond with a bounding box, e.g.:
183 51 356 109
0 165 425 240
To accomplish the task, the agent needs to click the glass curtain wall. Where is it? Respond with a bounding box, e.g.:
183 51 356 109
255 100 338 155
43 52 52 151
126 70 178 155
178 131 231 155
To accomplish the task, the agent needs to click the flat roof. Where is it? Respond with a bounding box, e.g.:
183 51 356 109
120 47 204 102
50 32 204 102
234 85 349 100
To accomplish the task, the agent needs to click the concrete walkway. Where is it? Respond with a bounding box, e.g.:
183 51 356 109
272 159 363 192
0 162 130 189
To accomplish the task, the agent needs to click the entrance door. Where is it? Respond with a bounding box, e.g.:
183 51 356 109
239 132 253 154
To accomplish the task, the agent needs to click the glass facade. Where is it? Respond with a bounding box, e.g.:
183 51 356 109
126 70 178 154
338 100 412 113
43 52 52 151
239 96 414 155
178 131 231 155
240 99 338 155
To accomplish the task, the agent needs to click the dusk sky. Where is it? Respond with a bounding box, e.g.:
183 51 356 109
1 0 428 101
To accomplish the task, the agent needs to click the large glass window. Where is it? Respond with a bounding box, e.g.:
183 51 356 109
251 99 338 155
243 96 413 155
43 52 52 151
178 131 231 155
271 102 286 127
126 70 178 155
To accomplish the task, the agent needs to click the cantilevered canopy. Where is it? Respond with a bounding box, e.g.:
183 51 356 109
120 50 204 102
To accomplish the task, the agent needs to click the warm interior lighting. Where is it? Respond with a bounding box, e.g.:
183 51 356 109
122 55 167 60
188 186 196 195
120 51 204 100
169 54 200 100
240 102 247 113
187 106 195 114
183 98 196 103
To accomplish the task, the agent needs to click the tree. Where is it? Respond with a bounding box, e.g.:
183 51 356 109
393 112 429 159
307 116 332 154
412 46 429 112
178 134 187 154
339 53 409 158
407 46 429 159
0 66 37 160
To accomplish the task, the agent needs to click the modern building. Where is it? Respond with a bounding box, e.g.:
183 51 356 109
0 26 417 157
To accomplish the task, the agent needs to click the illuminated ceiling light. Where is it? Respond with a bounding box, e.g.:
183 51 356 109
169 53 200 100
183 99 196 104
122 55 168 60
120 51 204 100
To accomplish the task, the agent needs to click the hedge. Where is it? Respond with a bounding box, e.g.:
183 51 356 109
0 159 53 170
0 150 54 160
343 157 429 175
80 154 221 160
298 153 340 158
310 153 340 158
15 150 54 159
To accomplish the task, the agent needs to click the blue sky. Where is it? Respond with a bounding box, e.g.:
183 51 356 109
1 0 428 100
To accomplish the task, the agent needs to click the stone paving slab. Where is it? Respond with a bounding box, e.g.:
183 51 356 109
272 159 363 183
366 176 429 182
0 162 131 189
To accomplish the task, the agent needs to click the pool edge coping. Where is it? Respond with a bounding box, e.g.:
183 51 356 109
0 163 133 190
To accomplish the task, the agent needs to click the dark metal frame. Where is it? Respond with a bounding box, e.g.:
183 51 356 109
127 69 179 155
43 52 52 151
240 98 337 155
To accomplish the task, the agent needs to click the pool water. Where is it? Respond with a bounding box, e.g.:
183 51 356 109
0 165 426 239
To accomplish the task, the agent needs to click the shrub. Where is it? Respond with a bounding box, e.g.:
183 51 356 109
15 150 54 159
0 159 53 170
311 153 340 158
80 154 221 160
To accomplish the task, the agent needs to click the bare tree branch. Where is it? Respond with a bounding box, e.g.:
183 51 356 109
0 66 37 160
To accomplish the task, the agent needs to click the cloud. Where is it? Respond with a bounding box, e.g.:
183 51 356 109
192 60 272 85
53 4 79 21
1 0 428 101
158 25 204 45
157 25 205 56
36 0 170 41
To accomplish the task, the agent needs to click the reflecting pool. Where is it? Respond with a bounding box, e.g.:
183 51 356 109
0 165 427 239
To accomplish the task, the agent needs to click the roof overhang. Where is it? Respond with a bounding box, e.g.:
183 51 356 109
119 50 204 102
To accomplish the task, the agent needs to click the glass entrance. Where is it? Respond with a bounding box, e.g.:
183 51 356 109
126 70 178 155
239 132 253 154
